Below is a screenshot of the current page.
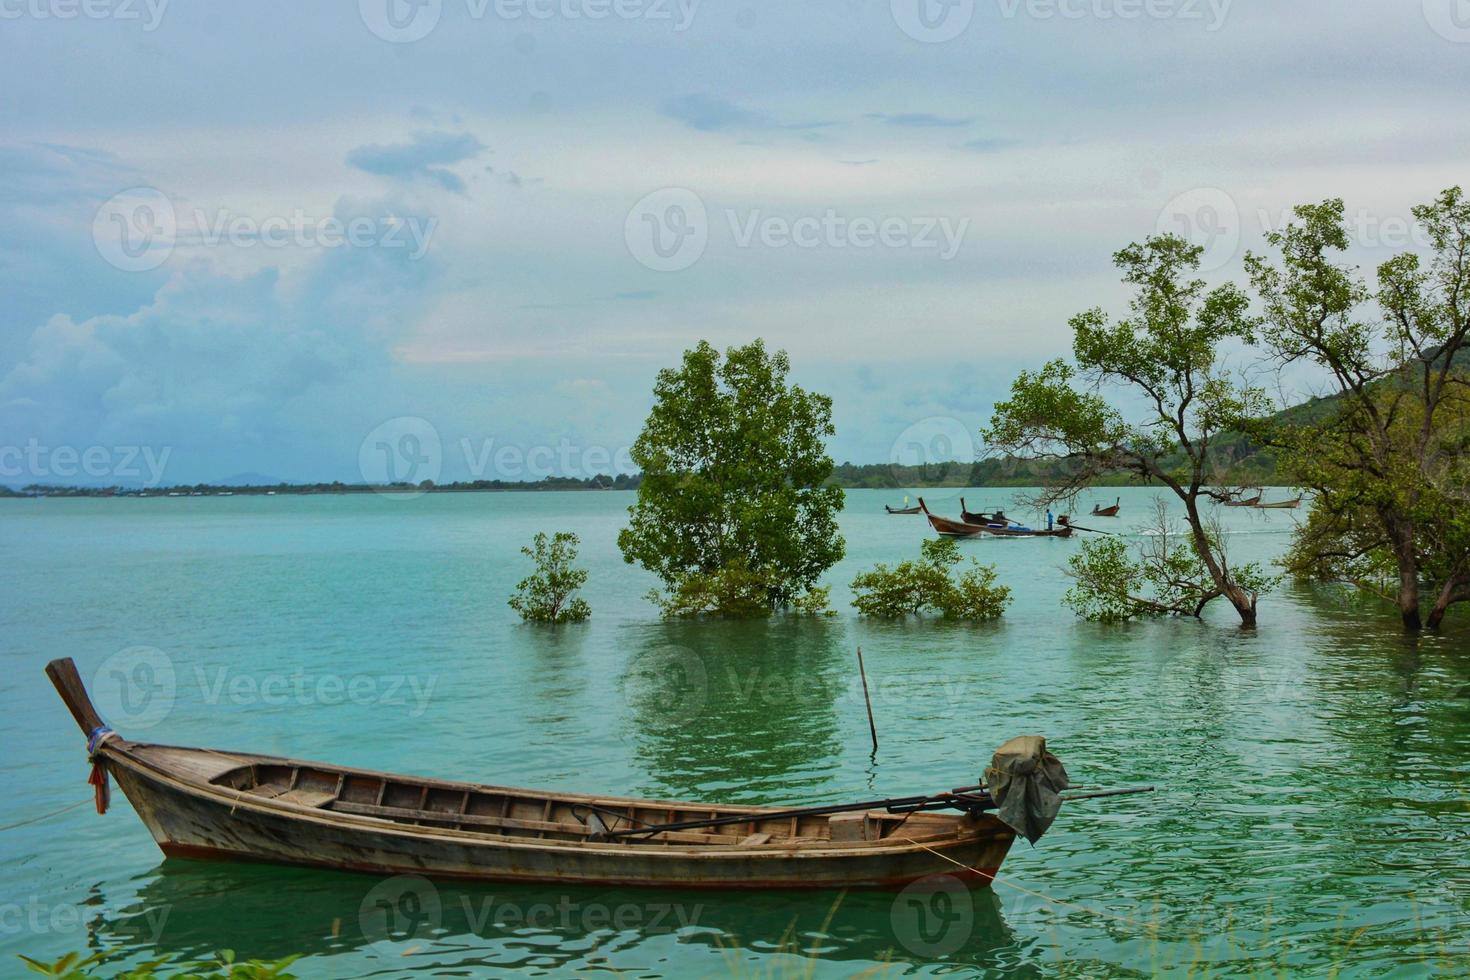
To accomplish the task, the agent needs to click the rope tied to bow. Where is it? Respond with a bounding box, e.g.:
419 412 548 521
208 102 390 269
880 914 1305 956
85 725 117 814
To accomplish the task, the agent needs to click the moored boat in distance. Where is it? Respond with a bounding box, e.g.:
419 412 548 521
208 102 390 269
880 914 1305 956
1222 491 1263 507
885 504 922 515
45 658 1027 890
1255 494 1304 510
1091 496 1121 517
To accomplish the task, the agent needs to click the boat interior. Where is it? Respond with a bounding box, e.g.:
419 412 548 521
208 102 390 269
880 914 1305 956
170 749 954 847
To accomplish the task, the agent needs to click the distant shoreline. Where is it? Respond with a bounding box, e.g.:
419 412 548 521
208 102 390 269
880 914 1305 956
0 457 1287 499
4 476 1297 499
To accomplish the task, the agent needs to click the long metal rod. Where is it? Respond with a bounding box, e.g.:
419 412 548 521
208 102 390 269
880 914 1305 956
856 646 878 755
599 784 989 840
600 784 1155 840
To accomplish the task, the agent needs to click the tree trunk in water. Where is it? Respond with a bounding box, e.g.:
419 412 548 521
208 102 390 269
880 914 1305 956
1183 496 1256 626
1389 524 1422 631
1426 575 1470 630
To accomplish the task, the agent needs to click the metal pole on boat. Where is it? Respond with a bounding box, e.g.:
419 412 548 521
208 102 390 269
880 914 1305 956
856 646 879 756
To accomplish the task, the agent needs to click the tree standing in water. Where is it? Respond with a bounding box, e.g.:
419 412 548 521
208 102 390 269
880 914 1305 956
618 339 844 616
1246 188 1470 630
984 234 1272 625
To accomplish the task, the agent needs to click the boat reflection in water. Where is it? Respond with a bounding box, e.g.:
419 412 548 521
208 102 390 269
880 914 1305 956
93 861 1032 975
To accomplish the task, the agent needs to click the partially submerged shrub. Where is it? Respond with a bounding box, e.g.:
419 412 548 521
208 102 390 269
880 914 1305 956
508 531 591 624
851 538 1011 622
1063 502 1275 622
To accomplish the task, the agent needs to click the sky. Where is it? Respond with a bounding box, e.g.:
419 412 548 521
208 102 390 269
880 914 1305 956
1 0 1467 487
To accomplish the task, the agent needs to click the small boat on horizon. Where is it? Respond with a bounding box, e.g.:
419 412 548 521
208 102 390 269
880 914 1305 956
1091 497 1121 518
1222 491 1263 507
1254 494 1303 510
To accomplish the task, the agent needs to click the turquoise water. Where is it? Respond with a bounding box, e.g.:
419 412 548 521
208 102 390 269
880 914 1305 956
1 489 1467 977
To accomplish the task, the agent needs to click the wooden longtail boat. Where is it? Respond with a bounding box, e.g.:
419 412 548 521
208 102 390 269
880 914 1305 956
959 498 1004 526
1223 492 1263 507
1091 497 1121 518
1254 495 1303 510
45 659 1017 890
885 504 922 515
917 498 986 538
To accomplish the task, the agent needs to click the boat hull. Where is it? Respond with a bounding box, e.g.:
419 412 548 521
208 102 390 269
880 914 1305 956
104 749 1015 890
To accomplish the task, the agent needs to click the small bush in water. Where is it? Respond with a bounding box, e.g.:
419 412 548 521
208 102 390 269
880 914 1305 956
508 531 591 624
850 538 1010 621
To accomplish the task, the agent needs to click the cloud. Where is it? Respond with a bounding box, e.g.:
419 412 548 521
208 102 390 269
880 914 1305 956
661 94 770 132
346 131 486 193
959 137 1014 152
661 94 839 135
1 187 443 480
868 113 976 128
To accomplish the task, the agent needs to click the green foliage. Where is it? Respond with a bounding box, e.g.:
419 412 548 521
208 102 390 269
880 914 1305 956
1246 187 1470 627
508 531 591 624
850 538 1011 622
646 559 776 619
790 585 836 617
984 234 1271 624
618 340 845 614
1064 505 1276 622
19 950 299 978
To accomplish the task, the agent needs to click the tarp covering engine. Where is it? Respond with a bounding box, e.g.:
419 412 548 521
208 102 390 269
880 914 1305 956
985 735 1070 844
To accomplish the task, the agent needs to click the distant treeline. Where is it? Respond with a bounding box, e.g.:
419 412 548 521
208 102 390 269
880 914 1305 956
9 444 1285 498
10 474 644 498
830 442 1279 489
